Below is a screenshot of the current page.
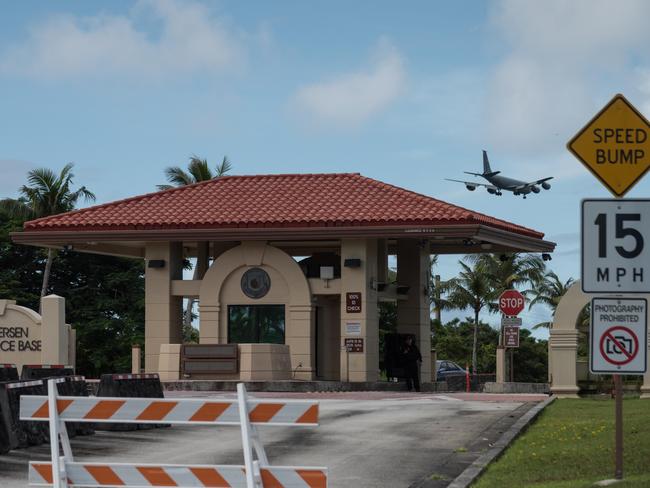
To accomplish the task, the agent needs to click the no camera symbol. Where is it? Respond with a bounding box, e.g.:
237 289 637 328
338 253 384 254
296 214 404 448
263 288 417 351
599 326 639 366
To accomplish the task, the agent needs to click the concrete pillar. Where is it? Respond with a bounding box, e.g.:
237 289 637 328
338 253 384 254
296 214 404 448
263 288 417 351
40 295 68 365
286 304 315 380
132 345 141 374
549 329 580 398
340 239 379 382
548 282 587 398
145 242 183 372
496 346 506 383
396 239 432 384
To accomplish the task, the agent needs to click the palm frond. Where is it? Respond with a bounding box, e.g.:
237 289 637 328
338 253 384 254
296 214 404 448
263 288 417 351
163 166 195 187
215 156 232 177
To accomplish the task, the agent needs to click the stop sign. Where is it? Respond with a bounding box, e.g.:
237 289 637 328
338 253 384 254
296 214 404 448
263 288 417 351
499 290 525 316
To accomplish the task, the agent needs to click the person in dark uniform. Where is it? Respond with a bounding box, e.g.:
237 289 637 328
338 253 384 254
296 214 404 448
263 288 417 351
402 335 422 392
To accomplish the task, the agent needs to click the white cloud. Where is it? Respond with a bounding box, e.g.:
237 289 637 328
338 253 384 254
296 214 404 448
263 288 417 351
293 40 406 128
486 0 650 158
0 0 244 80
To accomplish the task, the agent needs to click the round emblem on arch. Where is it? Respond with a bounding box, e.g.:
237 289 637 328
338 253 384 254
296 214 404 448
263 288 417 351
241 267 271 299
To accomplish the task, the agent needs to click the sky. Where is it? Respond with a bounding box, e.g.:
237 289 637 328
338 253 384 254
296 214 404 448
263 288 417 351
2 0 650 339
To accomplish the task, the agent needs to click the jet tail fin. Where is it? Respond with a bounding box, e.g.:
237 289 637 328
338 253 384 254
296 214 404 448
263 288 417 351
482 150 492 175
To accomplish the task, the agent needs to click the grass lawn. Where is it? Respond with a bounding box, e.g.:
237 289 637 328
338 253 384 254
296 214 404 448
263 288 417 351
473 398 650 487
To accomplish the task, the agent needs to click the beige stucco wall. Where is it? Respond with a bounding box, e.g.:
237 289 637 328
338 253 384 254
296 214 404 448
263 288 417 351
144 242 183 372
0 296 74 372
198 241 315 380
339 239 379 382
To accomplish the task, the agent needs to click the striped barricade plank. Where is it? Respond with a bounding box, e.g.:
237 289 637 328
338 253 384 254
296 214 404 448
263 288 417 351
29 462 327 488
20 396 319 426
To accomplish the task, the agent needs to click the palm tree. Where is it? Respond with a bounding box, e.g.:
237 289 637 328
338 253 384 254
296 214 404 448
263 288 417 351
157 155 231 191
157 155 232 328
526 271 575 329
0 163 95 297
440 260 496 374
427 255 442 321
466 253 545 299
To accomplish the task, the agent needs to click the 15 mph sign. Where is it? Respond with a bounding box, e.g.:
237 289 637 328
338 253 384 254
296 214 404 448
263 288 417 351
590 297 647 374
582 199 650 293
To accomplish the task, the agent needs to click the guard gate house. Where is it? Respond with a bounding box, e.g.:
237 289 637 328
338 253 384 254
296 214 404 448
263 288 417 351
13 173 554 383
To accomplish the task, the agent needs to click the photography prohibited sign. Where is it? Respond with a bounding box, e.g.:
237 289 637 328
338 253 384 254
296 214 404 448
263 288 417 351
590 297 647 374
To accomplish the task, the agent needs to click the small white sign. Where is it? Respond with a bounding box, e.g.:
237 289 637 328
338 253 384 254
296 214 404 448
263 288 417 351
582 199 650 293
501 316 522 328
590 297 647 374
345 322 361 336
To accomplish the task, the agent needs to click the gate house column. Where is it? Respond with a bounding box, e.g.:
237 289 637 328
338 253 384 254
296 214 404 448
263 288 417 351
396 239 432 384
144 242 183 372
340 239 379 382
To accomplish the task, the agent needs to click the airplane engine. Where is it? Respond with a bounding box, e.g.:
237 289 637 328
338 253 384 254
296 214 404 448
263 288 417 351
531 186 540 193
487 188 496 194
466 184 476 191
542 182 551 190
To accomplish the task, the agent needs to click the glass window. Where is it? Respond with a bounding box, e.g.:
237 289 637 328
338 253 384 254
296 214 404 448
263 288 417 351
228 305 285 344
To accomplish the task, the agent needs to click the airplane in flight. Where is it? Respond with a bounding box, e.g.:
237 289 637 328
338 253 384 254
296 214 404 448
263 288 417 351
446 151 553 198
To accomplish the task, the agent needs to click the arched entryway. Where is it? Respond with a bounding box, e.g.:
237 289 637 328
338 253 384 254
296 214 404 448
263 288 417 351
198 241 315 379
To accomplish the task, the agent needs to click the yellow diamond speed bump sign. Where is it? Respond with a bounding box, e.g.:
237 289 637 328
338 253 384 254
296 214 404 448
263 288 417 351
567 93 650 197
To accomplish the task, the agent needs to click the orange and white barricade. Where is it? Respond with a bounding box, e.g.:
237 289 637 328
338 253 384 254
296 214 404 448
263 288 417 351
21 380 327 488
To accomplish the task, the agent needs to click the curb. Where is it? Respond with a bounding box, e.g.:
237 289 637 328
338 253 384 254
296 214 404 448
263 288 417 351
446 395 556 488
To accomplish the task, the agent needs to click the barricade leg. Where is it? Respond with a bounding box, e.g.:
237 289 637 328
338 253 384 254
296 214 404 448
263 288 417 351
47 379 68 488
237 383 261 488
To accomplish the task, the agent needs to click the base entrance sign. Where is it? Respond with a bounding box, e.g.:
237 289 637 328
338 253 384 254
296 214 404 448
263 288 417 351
590 297 647 374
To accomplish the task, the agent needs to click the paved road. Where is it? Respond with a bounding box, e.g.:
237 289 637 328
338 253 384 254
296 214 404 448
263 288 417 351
0 392 544 488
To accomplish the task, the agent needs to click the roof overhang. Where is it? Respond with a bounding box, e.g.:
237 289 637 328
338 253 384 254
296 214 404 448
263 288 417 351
11 223 555 254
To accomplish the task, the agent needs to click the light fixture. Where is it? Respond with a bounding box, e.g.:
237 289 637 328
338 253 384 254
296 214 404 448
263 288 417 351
147 259 166 268
542 253 552 262
344 258 361 268
320 266 334 288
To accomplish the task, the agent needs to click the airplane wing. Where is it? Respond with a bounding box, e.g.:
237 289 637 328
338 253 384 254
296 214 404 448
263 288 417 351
445 179 499 190
511 176 554 191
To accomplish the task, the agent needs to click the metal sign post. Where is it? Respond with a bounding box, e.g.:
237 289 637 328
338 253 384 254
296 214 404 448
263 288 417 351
614 374 623 480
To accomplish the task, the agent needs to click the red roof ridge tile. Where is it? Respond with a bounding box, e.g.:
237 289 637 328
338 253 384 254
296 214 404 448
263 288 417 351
23 172 362 228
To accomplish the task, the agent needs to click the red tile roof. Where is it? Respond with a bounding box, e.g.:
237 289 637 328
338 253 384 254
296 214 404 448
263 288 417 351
22 173 544 238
